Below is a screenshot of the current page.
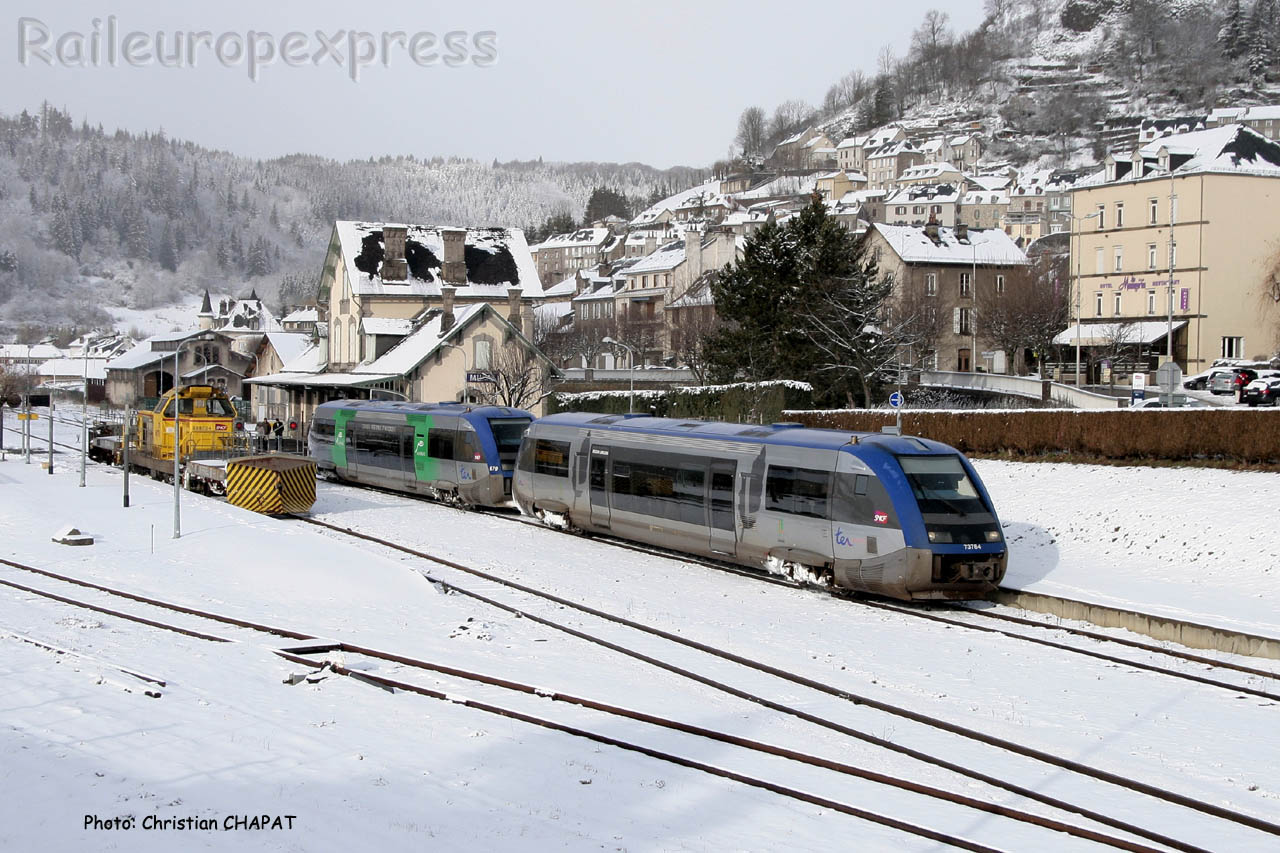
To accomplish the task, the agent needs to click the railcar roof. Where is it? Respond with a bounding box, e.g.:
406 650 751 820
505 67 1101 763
533 412 953 455
314 400 532 418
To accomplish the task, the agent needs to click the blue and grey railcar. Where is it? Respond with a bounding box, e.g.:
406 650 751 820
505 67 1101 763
308 400 533 507
513 413 1006 601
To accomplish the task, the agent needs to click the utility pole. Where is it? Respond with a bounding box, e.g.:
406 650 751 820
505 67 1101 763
1164 171 1177 405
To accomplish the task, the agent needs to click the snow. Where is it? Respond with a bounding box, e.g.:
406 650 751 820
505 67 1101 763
1 409 1279 850
872 222 1029 265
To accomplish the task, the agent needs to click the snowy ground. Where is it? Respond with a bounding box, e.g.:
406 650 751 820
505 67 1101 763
1 410 1278 851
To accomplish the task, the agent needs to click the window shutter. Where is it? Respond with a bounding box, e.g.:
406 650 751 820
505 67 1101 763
953 307 961 334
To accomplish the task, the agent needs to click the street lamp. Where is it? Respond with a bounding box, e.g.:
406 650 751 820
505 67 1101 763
602 336 638 413
79 340 88 487
441 342 470 404
1071 211 1101 386
1164 167 1177 405
173 331 216 539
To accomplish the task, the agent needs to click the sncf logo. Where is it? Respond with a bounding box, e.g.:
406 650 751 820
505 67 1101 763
873 511 889 525
215 423 228 431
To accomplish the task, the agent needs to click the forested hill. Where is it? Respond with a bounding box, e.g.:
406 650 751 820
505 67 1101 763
730 0 1280 170
0 105 700 338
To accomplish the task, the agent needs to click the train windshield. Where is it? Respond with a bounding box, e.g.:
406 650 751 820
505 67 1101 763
896 455 986 516
488 418 533 470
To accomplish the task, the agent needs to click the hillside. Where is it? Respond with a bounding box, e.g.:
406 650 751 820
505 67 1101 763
0 106 700 341
734 0 1280 169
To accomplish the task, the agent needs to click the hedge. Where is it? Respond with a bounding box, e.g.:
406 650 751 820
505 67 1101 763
550 381 813 423
783 409 1280 463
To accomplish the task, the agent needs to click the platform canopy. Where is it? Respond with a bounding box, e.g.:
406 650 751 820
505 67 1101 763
1053 320 1186 348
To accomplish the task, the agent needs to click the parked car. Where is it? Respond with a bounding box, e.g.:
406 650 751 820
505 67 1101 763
1243 377 1280 406
1130 396 1209 408
1208 369 1245 394
1185 368 1233 391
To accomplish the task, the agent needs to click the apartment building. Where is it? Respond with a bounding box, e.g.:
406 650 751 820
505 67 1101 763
1069 124 1280 375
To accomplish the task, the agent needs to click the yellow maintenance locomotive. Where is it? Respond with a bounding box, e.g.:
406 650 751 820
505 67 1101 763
91 384 315 513
134 384 239 462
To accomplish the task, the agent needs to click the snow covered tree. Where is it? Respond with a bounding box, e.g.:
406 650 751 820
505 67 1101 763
706 196 894 406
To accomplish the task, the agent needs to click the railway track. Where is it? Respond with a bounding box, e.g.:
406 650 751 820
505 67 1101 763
293 514 1280 852
0 554 1171 853
468 505 1280 699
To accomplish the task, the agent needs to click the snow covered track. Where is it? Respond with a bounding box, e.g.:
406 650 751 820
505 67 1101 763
863 600 1280 701
273 645 1173 853
0 554 1172 850
294 515 1280 851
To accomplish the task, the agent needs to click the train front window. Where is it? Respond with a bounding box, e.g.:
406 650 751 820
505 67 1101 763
896 455 984 515
488 418 532 469
203 397 234 417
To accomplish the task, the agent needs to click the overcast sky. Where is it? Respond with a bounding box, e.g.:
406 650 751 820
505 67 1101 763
7 0 988 169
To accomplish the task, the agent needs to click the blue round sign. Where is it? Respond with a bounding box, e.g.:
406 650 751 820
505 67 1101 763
888 391 904 408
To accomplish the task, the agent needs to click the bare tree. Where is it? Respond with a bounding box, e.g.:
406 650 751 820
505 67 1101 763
767 100 815 143
475 341 560 411
976 256 1068 375
1097 321 1138 391
891 284 949 372
735 106 767 160
613 307 663 368
670 302 722 384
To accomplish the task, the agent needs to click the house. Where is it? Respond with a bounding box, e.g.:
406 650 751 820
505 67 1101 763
280 307 319 334
530 228 613 284
769 128 822 168
827 189 886 231
866 221 1029 373
801 134 838 169
896 161 965 188
104 331 254 407
35 356 109 402
836 125 907 174
883 184 962 227
318 221 543 373
248 294 561 431
1068 123 1280 377
866 141 925 191
813 170 867 201
956 188 1009 232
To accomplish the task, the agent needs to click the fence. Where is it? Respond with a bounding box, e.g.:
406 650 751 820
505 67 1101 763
919 371 1125 410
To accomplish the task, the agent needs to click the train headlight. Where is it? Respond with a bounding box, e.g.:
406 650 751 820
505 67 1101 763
927 530 952 543
985 529 1002 542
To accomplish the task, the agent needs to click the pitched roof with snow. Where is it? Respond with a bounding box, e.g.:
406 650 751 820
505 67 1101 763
265 332 313 367
1078 124 1280 187
631 181 723 226
282 307 318 324
625 243 686 275
898 162 962 182
532 228 611 250
872 223 1028 266
334 221 543 299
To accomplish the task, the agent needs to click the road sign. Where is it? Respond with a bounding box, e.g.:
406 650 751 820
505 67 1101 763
1156 362 1182 390
888 391 904 409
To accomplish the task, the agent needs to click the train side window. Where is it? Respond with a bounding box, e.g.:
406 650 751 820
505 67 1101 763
533 439 571 477
427 429 455 460
454 429 480 463
765 466 830 519
517 438 535 472
312 420 335 438
855 474 868 495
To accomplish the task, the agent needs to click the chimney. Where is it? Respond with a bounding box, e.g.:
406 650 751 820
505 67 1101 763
381 225 408 282
955 221 969 242
441 227 466 285
506 287 524 333
924 213 940 244
440 285 456 333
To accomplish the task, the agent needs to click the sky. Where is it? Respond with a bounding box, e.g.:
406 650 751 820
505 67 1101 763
5 0 989 169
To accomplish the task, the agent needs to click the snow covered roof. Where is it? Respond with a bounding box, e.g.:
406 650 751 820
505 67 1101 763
630 181 722 226
961 190 1009 205
334 221 543 299
37 357 108 381
282 307 318 324
265 332 313 367
361 318 414 337
214 297 279 333
1078 125 1280 188
884 183 960 204
1054 320 1187 347
0 343 64 361
898 162 962 182
733 174 817 200
867 141 919 159
625 243 686 275
872 223 1028 266
354 304 487 377
835 135 866 150
968 174 1012 191
542 274 579 299
532 228 610 251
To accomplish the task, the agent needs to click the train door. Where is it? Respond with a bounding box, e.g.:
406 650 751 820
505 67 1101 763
589 445 610 529
708 460 736 556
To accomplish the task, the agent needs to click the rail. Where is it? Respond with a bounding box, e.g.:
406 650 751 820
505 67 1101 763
918 370 1125 409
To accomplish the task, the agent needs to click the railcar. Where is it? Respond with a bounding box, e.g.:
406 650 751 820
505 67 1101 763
89 384 244 491
513 413 1007 601
308 400 534 507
